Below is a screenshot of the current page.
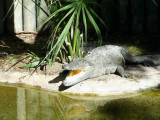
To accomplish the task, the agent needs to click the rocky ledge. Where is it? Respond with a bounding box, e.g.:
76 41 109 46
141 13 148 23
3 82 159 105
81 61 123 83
0 65 160 96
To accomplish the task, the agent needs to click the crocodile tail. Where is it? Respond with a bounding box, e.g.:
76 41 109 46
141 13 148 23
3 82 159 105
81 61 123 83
121 48 160 66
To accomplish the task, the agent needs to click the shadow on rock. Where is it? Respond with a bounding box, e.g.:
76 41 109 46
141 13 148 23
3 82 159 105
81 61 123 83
59 84 71 91
155 84 160 90
48 70 72 91
48 70 69 83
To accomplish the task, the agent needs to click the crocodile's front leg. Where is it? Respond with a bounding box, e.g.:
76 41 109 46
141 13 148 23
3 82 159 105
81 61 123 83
105 64 117 75
105 64 130 78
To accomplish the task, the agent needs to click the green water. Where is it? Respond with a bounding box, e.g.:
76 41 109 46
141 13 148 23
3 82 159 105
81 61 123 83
0 83 160 120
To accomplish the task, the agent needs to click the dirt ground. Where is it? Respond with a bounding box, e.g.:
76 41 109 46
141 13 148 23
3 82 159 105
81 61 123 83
0 33 63 74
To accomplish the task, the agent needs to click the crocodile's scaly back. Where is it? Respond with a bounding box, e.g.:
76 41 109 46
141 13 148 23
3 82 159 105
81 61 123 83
84 45 125 66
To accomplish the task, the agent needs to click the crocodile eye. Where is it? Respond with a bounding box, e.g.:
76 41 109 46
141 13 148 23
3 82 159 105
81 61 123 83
68 69 85 77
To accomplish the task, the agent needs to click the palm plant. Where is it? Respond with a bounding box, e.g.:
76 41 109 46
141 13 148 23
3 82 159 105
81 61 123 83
40 0 106 64
20 0 107 68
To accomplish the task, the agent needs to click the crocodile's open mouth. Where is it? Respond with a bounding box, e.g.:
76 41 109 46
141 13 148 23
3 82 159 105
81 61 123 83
63 68 91 86
67 69 85 77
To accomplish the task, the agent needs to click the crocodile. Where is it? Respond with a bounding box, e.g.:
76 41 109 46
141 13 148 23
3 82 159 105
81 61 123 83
62 45 160 86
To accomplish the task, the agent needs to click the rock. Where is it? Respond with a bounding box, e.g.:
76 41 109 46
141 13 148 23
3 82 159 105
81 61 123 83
0 65 160 96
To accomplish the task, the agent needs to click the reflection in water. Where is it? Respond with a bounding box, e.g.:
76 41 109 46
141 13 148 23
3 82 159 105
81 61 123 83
0 84 160 120
17 88 26 120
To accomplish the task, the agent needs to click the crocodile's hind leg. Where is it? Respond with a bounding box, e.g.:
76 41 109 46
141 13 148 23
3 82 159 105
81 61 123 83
116 65 130 78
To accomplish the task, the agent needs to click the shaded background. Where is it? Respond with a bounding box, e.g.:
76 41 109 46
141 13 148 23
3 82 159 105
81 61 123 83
0 0 160 44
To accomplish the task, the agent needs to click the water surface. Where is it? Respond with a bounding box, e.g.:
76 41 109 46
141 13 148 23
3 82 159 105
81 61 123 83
0 83 160 120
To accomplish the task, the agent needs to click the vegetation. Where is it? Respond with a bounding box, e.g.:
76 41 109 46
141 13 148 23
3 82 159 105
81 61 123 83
20 0 107 68
6 0 159 69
